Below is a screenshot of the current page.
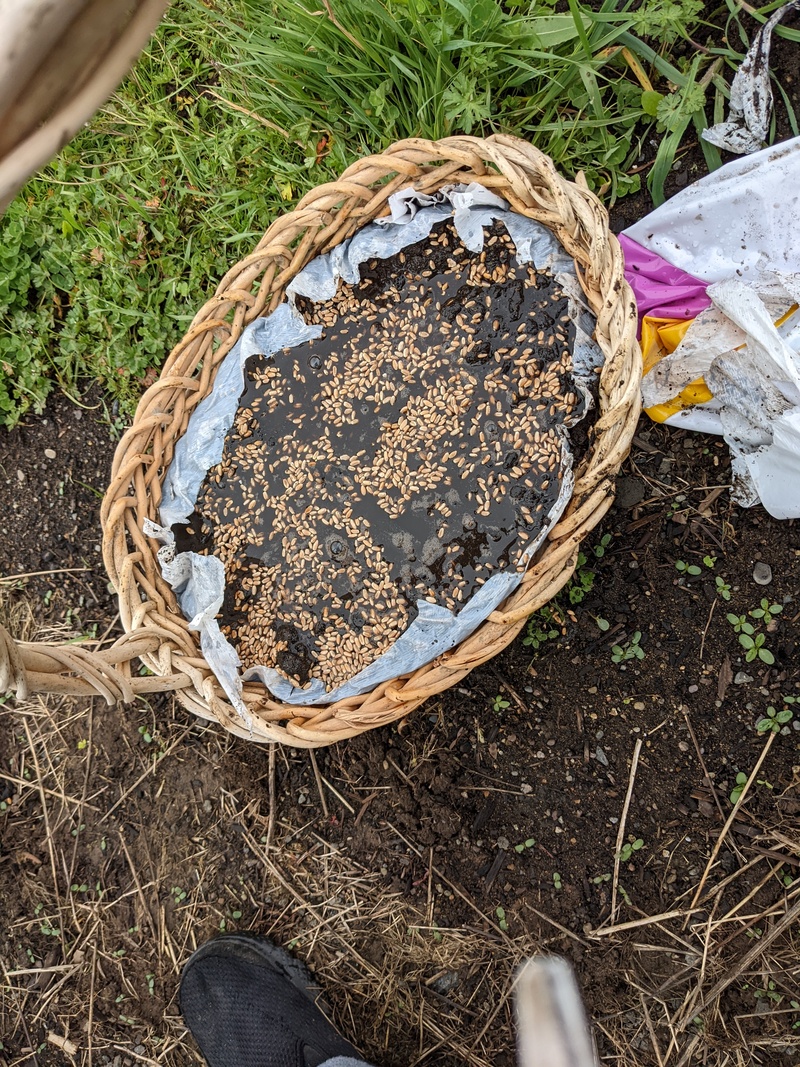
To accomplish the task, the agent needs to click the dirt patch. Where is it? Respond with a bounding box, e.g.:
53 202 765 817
2 383 799 1067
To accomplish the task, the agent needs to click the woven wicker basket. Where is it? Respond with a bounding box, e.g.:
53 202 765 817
0 136 641 748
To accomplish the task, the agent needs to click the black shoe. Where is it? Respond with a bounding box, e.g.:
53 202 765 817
180 933 363 1067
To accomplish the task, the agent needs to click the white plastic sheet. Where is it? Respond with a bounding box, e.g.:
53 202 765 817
625 138 800 519
149 185 603 716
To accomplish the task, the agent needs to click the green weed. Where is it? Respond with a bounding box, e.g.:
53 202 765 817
715 576 732 601
611 631 644 663
617 837 644 863
730 771 747 805
749 599 782 625
523 606 561 650
0 2 322 426
204 0 720 208
757 705 794 735
514 838 536 853
739 632 774 666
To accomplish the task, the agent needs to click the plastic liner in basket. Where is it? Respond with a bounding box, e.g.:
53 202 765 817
145 184 604 719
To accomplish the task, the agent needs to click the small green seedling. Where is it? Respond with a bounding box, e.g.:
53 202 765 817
594 616 610 632
715 576 732 601
495 906 508 931
739 632 774 665
591 872 611 885
675 560 701 576
611 632 644 663
703 555 716 569
514 838 536 853
568 552 596 604
523 608 560 649
552 871 562 890
726 613 753 635
752 981 782 1005
757 706 793 734
749 599 782 624
617 838 644 863
492 694 510 713
171 886 188 905
593 534 612 559
730 771 748 805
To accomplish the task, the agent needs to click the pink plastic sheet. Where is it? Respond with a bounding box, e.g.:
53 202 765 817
620 234 710 327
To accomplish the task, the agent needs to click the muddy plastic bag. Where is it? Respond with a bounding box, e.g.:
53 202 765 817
148 185 604 718
702 0 800 156
621 136 800 519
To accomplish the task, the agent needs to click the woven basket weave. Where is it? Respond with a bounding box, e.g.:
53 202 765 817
0 136 641 748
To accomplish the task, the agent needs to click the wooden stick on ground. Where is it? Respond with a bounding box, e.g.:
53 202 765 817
610 737 643 924
689 730 776 910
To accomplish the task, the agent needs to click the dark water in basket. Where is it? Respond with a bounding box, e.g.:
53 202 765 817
174 220 590 692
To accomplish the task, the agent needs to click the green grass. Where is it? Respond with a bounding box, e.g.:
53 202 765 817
206 0 708 200
0 1 340 427
0 0 795 427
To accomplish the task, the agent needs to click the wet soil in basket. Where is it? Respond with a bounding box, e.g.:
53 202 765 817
2 36 800 1062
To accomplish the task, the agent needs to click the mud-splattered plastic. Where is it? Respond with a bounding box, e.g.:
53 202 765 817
622 136 800 520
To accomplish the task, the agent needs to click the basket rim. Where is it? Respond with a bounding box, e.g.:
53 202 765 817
6 134 641 748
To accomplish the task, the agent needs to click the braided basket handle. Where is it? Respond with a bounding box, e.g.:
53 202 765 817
0 623 192 704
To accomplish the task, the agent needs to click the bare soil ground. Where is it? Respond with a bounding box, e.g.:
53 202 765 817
2 328 800 1067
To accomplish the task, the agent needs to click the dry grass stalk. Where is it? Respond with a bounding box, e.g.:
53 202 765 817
2 682 798 1066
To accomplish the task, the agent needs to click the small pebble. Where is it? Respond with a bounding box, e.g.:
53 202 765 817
16 469 25 484
595 746 609 767
44 448 57 460
753 561 772 585
734 672 754 685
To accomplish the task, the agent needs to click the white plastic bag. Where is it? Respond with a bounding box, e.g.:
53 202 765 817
624 137 800 519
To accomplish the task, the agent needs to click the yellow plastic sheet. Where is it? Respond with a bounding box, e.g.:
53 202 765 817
640 315 713 423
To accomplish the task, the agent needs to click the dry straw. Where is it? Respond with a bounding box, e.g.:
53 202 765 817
0 136 641 747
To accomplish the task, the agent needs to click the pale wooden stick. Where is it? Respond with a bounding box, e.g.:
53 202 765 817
516 957 597 1067
610 737 643 923
689 730 775 910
